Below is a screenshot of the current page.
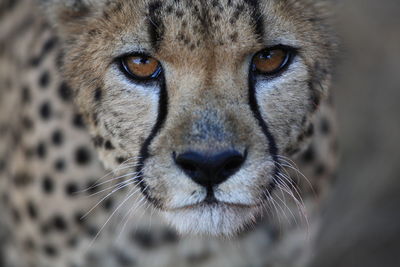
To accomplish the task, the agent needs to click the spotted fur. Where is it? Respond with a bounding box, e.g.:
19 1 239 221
0 0 337 266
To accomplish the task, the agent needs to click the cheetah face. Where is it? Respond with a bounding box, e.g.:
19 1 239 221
47 0 334 235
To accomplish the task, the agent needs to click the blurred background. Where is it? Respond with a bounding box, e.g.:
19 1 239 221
310 0 400 266
1 0 400 266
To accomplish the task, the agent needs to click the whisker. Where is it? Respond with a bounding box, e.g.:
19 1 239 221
274 185 297 224
276 167 305 208
276 155 314 192
81 178 139 219
84 175 139 198
85 157 140 189
78 162 141 194
80 171 140 195
117 191 148 241
87 185 142 248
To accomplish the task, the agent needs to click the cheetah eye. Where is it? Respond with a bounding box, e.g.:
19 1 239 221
251 46 294 76
120 54 162 81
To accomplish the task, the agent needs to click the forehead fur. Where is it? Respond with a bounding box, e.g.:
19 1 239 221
49 0 335 97
49 0 335 52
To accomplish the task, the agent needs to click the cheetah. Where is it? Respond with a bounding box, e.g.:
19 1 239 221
0 0 338 266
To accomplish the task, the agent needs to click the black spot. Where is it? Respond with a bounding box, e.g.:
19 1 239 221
65 182 79 196
297 133 305 142
12 208 21 224
24 147 35 159
12 130 21 145
29 37 58 67
54 159 66 172
302 146 315 163
1 192 9 204
21 86 31 104
40 223 51 235
14 172 33 187
131 229 156 249
165 5 173 13
305 123 314 137
36 142 47 159
42 37 57 55
92 135 104 147
22 116 34 131
86 225 99 238
92 112 99 126
75 146 91 165
88 28 100 37
186 250 211 264
39 71 50 88
43 244 58 257
74 212 85 226
116 157 126 164
39 101 52 120
102 198 113 211
52 215 68 232
86 180 100 195
4 77 12 91
67 236 78 248
115 250 136 267
104 140 115 150
0 159 5 173
161 228 179 244
175 10 184 18
24 238 36 251
52 129 64 146
320 118 331 135
27 201 38 220
309 86 321 112
58 82 72 102
315 164 326 176
56 52 64 69
73 113 86 129
94 87 102 102
42 175 54 194
0 0 19 17
29 57 41 67
230 32 238 42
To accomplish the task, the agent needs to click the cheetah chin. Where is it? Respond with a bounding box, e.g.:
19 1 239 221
162 203 262 236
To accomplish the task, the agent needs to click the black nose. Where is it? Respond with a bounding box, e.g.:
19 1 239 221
174 150 246 188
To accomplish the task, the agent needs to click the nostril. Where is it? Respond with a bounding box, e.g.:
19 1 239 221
220 155 245 176
174 153 202 175
178 161 197 173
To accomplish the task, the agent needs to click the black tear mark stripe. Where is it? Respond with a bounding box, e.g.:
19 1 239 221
245 1 280 193
148 1 165 51
135 76 168 208
248 74 280 195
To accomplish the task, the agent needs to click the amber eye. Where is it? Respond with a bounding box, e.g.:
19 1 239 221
252 47 292 75
121 54 161 80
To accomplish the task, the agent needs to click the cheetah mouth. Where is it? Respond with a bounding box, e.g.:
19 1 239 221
169 200 259 212
162 199 264 235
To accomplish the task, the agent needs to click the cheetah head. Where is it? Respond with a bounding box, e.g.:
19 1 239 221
42 0 335 235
